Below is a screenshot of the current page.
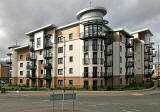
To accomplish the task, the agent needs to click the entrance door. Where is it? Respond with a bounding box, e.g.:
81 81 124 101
93 80 97 90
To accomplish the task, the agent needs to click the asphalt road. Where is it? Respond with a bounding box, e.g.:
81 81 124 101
0 89 160 112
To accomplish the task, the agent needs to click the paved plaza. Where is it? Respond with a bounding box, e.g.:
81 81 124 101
0 89 160 112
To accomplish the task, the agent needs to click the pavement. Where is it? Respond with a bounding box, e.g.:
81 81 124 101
0 88 160 112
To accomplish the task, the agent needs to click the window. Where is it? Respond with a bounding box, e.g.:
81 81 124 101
20 55 23 59
41 70 43 74
69 56 73 62
120 45 122 52
120 67 122 74
120 35 122 42
37 38 41 48
69 68 73 74
58 47 63 53
20 71 23 76
40 50 42 55
69 33 73 39
58 58 63 64
58 69 63 75
69 80 73 86
58 80 63 86
20 79 23 84
84 40 89 51
93 52 97 64
84 53 89 64
20 63 23 67
120 57 122 63
120 78 122 85
69 45 73 50
58 36 63 42
92 39 98 50
84 67 88 78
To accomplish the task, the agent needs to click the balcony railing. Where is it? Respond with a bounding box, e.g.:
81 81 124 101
44 53 52 59
126 52 134 58
106 49 113 56
80 32 106 40
126 43 134 48
83 72 89 78
92 72 98 78
26 65 31 69
30 65 37 70
126 61 134 67
44 63 52 69
44 74 52 80
104 61 112 67
45 41 52 49
30 54 37 61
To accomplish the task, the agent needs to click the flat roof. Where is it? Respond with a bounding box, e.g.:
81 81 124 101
14 45 29 50
130 28 153 36
56 21 79 30
25 24 56 36
113 28 132 36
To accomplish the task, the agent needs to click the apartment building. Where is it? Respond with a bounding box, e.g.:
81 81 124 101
9 6 155 89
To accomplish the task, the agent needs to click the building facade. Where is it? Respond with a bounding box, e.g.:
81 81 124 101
9 6 155 89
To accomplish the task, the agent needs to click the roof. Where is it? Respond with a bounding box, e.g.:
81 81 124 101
8 45 20 49
56 21 79 30
25 24 56 36
76 7 107 20
14 45 29 50
130 28 153 36
113 28 132 36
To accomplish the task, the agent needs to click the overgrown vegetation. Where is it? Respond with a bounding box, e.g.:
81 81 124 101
0 83 154 91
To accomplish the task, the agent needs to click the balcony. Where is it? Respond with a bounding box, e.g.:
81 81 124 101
30 55 37 61
106 49 113 56
144 64 149 69
29 45 34 52
144 56 149 61
149 58 153 62
126 43 134 48
26 65 31 69
126 52 134 58
104 72 112 78
104 61 112 67
80 32 106 40
152 54 156 57
29 74 36 79
44 75 52 80
30 65 37 70
148 50 153 55
44 63 52 69
105 39 112 45
44 53 52 59
126 61 134 68
83 72 89 78
45 41 52 49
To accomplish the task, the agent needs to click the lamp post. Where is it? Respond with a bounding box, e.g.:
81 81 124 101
63 37 66 92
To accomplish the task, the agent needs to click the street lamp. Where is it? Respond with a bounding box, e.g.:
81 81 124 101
63 37 66 92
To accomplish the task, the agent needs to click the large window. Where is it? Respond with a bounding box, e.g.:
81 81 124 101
58 47 63 53
58 80 63 86
92 39 98 50
84 53 89 64
84 24 102 37
58 69 63 75
58 58 63 64
84 40 89 51
93 52 97 64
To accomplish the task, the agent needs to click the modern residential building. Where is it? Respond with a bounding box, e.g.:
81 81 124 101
9 6 155 89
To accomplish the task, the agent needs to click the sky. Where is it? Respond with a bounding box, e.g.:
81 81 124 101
0 0 160 58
